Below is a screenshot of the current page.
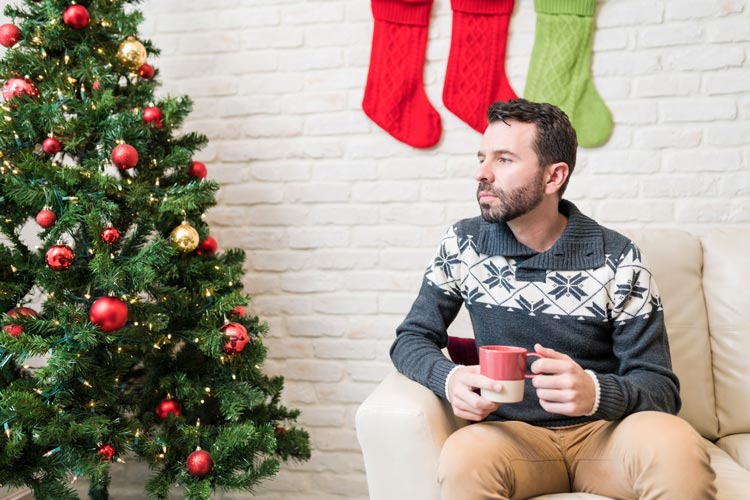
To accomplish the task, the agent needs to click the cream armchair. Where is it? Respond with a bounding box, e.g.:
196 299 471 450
356 229 750 500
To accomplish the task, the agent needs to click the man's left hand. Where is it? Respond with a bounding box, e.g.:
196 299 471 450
530 343 596 416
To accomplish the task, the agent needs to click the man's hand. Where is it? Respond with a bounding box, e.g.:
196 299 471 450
530 344 596 417
447 365 503 421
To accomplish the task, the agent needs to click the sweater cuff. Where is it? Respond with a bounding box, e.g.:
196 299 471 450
534 0 596 17
445 364 464 403
593 374 627 420
452 0 514 15
584 370 601 416
428 358 459 400
372 0 434 26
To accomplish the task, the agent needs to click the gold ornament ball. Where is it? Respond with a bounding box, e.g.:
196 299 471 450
170 222 199 253
117 38 147 68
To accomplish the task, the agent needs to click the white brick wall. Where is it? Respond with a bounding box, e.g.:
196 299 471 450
2 0 749 498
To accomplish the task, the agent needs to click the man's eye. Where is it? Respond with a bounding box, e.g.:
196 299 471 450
499 157 511 163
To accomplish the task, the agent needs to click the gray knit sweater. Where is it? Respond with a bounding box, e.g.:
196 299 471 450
390 200 680 428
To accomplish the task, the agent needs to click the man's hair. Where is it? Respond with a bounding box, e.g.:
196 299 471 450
486 99 578 197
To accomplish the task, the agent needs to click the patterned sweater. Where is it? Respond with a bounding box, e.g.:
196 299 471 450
390 200 681 428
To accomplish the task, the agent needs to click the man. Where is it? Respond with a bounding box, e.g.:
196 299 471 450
390 99 716 499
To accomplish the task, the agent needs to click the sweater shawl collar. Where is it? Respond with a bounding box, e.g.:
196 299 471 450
475 200 604 271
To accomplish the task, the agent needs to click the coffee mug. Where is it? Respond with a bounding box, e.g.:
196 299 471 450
479 345 544 403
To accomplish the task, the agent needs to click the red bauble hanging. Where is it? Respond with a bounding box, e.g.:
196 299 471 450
138 63 154 79
101 226 120 244
142 106 163 128
186 449 213 478
42 137 62 155
155 397 182 420
111 143 138 170
63 5 90 30
196 236 217 256
229 305 246 318
3 307 38 338
97 444 115 462
45 244 74 271
221 322 249 355
187 161 207 179
36 209 57 228
89 297 128 332
0 24 22 48
2 78 39 102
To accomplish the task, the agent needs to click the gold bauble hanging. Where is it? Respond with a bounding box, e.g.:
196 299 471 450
117 37 147 68
170 221 199 253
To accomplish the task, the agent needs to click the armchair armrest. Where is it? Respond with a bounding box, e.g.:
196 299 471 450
356 370 466 500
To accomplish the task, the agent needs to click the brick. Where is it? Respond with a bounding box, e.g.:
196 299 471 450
704 69 750 95
285 183 351 203
216 7 280 29
304 69 364 91
314 473 370 496
282 360 345 382
597 2 663 27
341 271 417 292
705 125 750 146
218 139 283 161
253 296 313 315
633 74 700 97
267 339 315 360
607 101 658 124
582 151 661 174
243 115 303 138
285 316 348 337
179 77 239 97
241 273 280 295
312 295 379 315
380 204 446 225
251 251 309 271
350 226 422 248
284 138 345 159
422 180 476 201
305 24 369 47
156 57 217 79
664 46 745 71
219 96 281 116
288 450 362 473
214 51 279 75
378 158 448 179
380 249 434 271
316 381 378 403
281 270 343 292
295 405 347 428
246 206 310 226
665 0 744 20
251 161 311 181
282 3 346 24
308 205 379 225
638 24 705 47
596 76 631 100
351 182 420 202
347 362 394 382
156 12 217 33
313 250 380 270
238 73 304 94
221 183 284 204
641 176 719 197
304 112 371 136
707 18 750 42
660 100 737 122
592 52 661 76
347 315 404 340
241 27 304 49
279 48 344 71
282 92 348 114
633 126 702 149
718 172 750 196
180 33 241 55
314 429 361 452
596 200 675 223
312 160 378 181
279 382 318 404
675 200 736 223
288 227 349 249
664 151 742 172
215 227 287 250
564 175 640 200
592 29 630 51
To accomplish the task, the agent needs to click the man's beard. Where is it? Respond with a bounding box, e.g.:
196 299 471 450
477 173 545 223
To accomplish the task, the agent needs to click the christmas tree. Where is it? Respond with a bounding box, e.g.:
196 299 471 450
0 1 310 499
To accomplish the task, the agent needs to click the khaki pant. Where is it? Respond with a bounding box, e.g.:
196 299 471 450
438 411 716 500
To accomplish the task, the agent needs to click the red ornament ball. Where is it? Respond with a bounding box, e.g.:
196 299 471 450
221 322 249 355
3 307 37 338
97 444 115 462
111 143 138 170
187 161 207 179
2 78 39 102
92 80 100 91
101 226 120 245
143 106 163 128
36 209 57 229
155 397 182 420
63 5 90 30
0 24 22 48
229 305 246 318
186 450 213 478
196 236 217 256
45 244 74 271
89 297 128 332
42 137 62 155
138 63 154 79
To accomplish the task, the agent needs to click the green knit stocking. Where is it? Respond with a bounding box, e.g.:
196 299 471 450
524 0 612 147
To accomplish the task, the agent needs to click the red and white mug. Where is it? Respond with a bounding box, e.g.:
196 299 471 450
479 345 544 403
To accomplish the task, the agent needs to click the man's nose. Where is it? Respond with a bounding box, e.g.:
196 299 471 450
475 160 493 183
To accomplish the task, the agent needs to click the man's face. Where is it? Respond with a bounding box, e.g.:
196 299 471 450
475 120 545 223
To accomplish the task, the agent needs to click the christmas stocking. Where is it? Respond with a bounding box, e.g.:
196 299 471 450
443 0 518 133
524 0 613 147
362 0 441 148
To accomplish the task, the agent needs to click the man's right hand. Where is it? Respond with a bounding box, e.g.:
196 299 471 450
447 365 503 421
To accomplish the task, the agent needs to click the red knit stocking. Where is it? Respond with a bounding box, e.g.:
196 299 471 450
443 0 517 133
362 0 441 148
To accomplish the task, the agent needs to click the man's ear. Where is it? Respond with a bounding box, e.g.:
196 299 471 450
544 162 569 196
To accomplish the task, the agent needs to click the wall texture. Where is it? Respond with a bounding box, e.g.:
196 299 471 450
2 0 749 498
